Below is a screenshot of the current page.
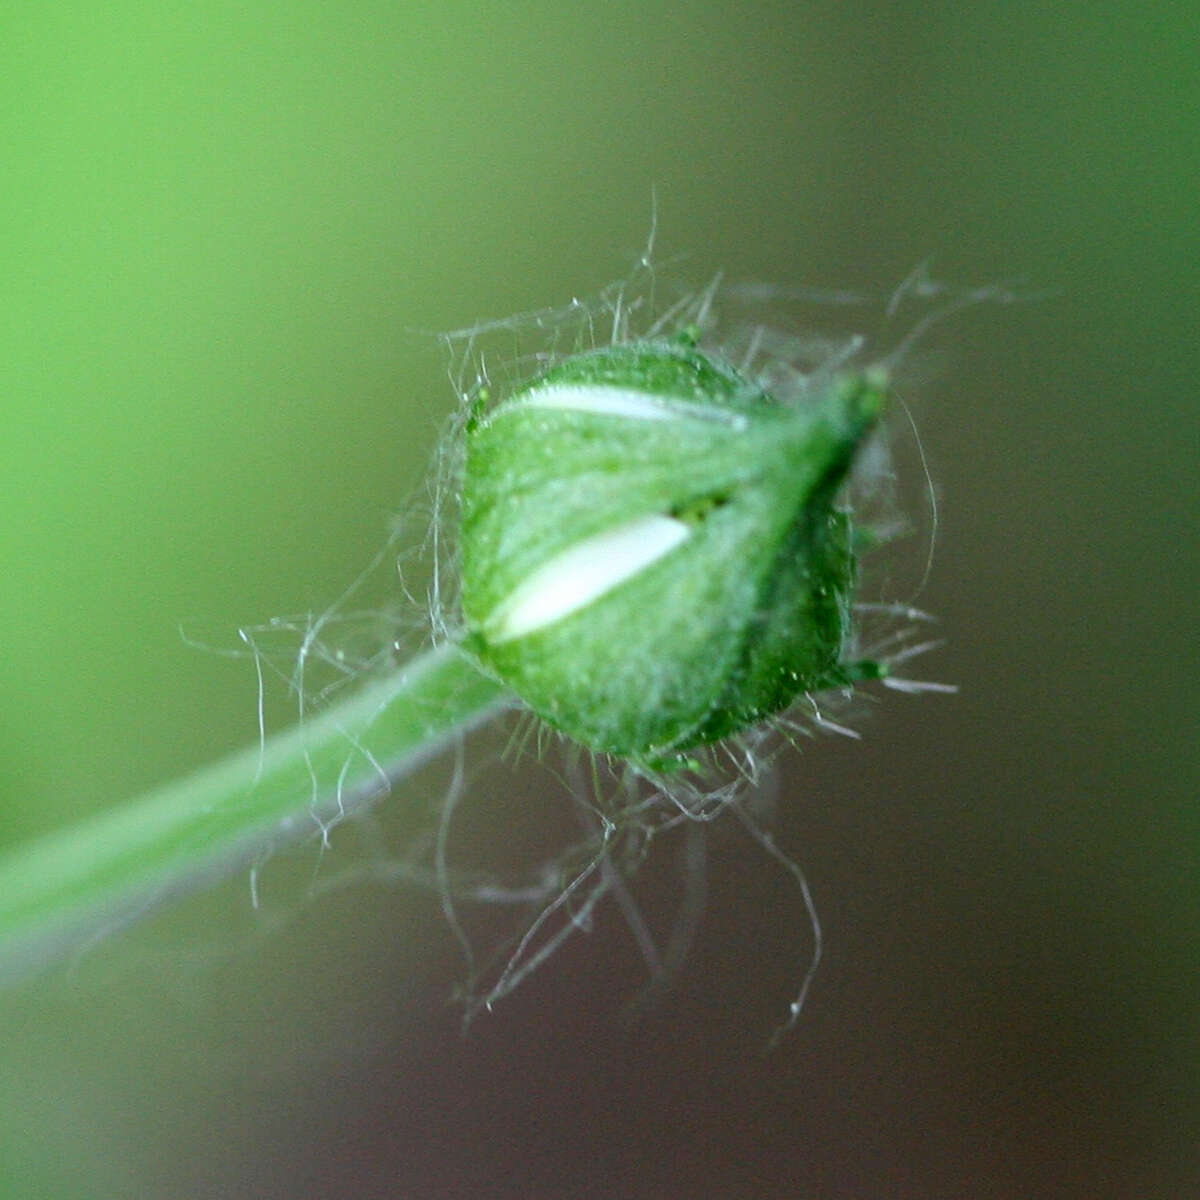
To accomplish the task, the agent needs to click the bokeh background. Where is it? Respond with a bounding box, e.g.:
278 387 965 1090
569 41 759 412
2 2 1196 1196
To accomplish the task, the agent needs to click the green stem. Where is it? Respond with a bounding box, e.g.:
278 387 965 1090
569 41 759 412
0 643 509 978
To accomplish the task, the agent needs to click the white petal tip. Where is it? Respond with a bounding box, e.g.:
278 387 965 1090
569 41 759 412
487 515 691 643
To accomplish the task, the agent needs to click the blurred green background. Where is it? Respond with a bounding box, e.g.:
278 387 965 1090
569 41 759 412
1 2 1196 1196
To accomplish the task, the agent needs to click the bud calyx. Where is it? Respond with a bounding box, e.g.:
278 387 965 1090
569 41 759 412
459 340 884 763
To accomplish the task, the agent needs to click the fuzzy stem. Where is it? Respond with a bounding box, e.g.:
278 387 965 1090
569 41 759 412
0 643 509 978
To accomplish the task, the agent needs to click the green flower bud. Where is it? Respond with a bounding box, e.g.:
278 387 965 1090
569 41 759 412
459 339 885 764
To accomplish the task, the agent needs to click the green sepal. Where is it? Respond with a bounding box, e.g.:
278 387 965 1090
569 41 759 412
459 341 885 761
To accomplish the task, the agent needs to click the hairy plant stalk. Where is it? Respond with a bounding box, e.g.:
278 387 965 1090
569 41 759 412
0 330 895 991
0 643 508 978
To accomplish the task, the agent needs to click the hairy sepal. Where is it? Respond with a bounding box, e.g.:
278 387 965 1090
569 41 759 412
460 340 883 762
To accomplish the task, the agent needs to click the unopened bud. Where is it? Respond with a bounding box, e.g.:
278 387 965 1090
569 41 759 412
459 339 885 763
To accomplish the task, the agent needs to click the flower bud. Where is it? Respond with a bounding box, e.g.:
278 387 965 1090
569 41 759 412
459 339 885 763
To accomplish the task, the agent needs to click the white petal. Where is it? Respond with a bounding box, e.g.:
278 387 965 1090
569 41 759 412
490 383 747 429
520 384 680 420
487 515 691 643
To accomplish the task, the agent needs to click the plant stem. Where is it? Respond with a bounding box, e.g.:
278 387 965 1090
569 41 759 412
0 643 509 978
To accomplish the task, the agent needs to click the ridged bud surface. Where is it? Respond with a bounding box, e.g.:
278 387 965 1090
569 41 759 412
460 340 884 762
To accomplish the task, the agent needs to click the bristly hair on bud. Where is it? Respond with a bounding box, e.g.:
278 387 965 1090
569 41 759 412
458 331 889 769
424 262 994 1027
